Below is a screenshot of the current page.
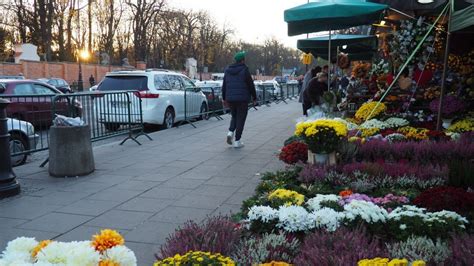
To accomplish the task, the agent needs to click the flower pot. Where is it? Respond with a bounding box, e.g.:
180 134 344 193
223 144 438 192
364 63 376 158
442 118 453 129
308 151 336 165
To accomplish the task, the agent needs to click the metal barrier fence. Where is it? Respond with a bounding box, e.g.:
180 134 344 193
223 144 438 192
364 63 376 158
1 91 151 167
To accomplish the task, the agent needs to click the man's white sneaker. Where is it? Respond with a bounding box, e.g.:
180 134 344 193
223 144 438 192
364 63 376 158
233 140 244 148
226 131 234 145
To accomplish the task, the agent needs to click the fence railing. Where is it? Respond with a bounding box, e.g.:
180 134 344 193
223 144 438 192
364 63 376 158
1 91 151 166
2 83 299 166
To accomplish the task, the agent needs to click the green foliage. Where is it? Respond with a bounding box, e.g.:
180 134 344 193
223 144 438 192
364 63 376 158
232 234 299 264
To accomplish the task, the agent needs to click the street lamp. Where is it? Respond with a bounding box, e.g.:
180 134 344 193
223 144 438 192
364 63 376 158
77 49 90 92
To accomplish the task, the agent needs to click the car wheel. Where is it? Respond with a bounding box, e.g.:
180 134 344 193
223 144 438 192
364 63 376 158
104 123 120 131
161 108 175 129
200 103 209 120
9 133 28 167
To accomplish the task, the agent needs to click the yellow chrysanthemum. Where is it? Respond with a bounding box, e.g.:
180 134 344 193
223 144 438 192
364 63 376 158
360 128 380 137
31 240 53 258
355 101 387 121
154 251 235 266
398 126 429 140
91 229 125 252
259 261 292 266
268 189 305 206
295 119 347 138
358 258 416 266
447 118 474 133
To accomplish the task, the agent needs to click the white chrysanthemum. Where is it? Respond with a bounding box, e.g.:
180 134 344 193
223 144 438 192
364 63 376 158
4 237 38 257
312 207 343 232
384 117 409 128
358 119 388 130
35 242 70 265
385 133 406 143
0 251 33 265
101 246 137 266
66 241 100 266
277 205 315 232
248 206 278 222
429 210 469 225
343 200 388 223
306 194 341 211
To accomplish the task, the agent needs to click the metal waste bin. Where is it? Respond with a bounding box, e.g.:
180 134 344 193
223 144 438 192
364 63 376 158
49 125 95 177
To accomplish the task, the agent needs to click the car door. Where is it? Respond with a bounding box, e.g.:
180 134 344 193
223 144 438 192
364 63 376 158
180 76 200 117
32 83 63 125
9 83 38 124
167 74 185 121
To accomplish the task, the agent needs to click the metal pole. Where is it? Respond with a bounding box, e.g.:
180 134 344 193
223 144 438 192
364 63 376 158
0 99 20 199
77 1 84 92
436 0 453 130
328 29 331 92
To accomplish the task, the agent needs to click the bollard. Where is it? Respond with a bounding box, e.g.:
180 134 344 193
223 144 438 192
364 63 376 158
0 99 21 199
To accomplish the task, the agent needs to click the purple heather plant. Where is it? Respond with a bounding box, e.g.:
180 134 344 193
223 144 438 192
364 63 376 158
294 226 388 265
297 163 328 185
429 95 465 118
157 215 241 259
445 233 474 265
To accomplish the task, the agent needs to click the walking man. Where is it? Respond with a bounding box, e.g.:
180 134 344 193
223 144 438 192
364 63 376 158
222 51 257 148
89 74 95 87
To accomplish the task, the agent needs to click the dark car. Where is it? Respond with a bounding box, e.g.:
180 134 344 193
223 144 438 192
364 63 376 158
0 80 82 126
37 78 73 93
195 81 226 114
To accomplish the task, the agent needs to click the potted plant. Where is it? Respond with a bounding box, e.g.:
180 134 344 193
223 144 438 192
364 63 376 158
294 119 347 165
429 95 465 128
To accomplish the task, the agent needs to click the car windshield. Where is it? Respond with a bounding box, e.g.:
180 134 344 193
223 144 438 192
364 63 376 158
99 76 148 91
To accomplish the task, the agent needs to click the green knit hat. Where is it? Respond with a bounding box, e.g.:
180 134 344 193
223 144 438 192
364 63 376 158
234 51 246 62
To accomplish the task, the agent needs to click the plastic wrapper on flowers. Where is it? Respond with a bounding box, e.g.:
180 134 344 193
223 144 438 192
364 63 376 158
0 229 137 266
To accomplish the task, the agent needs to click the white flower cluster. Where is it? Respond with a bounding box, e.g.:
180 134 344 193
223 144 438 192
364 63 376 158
358 119 388 130
384 117 409 128
343 200 389 223
277 206 316 232
0 238 137 266
312 207 344 232
388 206 469 229
247 205 279 223
385 133 407 143
306 194 341 211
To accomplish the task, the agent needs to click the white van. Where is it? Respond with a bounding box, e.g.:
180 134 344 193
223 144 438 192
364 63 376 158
97 69 208 130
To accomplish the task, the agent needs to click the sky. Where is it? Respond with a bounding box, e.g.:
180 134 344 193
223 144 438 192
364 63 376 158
169 0 314 49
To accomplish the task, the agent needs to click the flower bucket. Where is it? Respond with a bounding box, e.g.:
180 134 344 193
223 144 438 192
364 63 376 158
308 150 336 165
442 118 453 129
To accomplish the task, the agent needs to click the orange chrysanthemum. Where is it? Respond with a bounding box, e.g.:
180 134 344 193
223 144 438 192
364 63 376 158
99 260 120 266
91 229 125 252
339 189 353 197
31 240 53 258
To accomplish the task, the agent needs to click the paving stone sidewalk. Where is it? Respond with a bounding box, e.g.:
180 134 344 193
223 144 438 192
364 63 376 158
0 100 302 265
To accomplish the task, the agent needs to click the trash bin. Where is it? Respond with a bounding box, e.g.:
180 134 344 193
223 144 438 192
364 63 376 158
49 124 95 177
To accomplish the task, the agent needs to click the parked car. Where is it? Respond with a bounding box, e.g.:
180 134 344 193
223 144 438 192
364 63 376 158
0 75 25 80
254 81 273 104
37 78 73 93
195 81 226 113
96 69 208 130
0 80 82 127
89 84 98 91
7 117 39 166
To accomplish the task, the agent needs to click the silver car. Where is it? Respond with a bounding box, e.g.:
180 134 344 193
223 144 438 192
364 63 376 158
7 118 39 166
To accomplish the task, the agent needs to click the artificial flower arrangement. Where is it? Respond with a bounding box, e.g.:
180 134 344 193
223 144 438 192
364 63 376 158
294 119 347 154
0 229 136 266
355 101 387 121
429 95 465 118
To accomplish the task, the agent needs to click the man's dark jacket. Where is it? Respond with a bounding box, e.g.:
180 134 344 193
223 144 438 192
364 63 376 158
222 63 256 103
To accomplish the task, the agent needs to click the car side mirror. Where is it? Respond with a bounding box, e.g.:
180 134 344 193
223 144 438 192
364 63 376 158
0 84 5 93
194 87 201 92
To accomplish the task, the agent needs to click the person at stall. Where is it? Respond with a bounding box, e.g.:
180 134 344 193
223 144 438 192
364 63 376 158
299 66 321 116
304 72 329 108
398 68 412 91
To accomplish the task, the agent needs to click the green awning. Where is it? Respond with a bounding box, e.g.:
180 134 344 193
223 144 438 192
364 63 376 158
297 34 378 54
451 4 474 31
284 0 388 36
312 50 376 61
